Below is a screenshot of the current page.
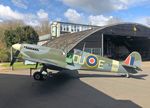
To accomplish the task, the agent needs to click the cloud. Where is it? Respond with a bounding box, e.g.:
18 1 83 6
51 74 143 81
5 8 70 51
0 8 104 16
147 18 150 26
37 9 49 20
25 19 40 27
88 15 116 26
61 0 150 14
0 19 3 22
25 9 49 26
88 15 123 26
11 0 28 9
25 10 49 26
64 8 83 23
0 4 24 20
55 18 62 21
134 17 150 26
0 4 49 26
64 8 122 26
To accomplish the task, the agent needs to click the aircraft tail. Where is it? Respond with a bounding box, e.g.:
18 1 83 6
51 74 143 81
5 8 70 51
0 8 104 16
124 52 142 69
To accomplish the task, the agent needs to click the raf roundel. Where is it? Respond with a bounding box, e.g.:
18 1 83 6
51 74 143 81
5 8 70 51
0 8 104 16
86 55 98 67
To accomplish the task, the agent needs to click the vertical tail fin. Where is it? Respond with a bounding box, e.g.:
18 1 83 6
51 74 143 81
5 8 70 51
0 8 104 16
124 52 142 68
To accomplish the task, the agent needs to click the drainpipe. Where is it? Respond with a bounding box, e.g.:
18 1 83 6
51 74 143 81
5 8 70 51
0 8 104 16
101 33 104 57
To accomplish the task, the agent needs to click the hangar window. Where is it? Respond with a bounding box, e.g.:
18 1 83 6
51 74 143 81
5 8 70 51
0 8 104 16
67 26 69 31
60 25 62 31
85 48 101 55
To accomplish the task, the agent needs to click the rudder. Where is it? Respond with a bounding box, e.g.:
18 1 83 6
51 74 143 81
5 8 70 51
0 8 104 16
124 52 142 68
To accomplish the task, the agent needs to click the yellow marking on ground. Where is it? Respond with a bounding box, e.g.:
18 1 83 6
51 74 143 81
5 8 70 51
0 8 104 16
111 60 119 72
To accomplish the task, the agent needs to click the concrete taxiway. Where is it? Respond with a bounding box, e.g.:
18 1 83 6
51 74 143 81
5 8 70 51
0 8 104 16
0 62 150 108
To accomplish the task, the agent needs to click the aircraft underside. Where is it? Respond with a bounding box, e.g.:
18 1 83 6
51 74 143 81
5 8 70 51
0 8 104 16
32 63 131 81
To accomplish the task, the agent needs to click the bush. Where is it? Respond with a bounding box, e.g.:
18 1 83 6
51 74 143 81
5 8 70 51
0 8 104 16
0 48 10 62
4 26 39 48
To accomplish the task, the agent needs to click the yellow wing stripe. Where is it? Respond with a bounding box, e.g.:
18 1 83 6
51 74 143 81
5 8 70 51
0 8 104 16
111 60 119 72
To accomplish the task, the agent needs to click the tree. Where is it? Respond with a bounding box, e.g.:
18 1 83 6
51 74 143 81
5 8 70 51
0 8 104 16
4 29 19 47
34 19 51 35
0 48 9 62
4 26 39 47
0 20 25 47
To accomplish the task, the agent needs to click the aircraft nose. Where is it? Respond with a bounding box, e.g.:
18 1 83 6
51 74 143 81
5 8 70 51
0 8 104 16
12 43 21 50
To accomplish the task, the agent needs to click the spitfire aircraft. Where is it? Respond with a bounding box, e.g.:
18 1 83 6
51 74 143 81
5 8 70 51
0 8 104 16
10 43 142 80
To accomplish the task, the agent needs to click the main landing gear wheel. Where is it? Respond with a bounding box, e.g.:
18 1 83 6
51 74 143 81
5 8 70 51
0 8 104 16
33 72 42 80
33 71 48 81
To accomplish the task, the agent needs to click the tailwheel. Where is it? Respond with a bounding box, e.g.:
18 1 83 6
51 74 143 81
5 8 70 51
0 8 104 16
33 71 44 81
118 73 126 77
126 73 130 78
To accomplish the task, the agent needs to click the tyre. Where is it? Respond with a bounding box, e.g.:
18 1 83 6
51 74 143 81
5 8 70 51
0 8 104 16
33 72 43 80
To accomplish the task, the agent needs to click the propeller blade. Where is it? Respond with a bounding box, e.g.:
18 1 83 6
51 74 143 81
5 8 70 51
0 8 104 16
10 50 20 66
35 62 38 68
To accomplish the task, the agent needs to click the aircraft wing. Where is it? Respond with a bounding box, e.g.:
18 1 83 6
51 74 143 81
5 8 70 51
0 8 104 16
23 57 78 70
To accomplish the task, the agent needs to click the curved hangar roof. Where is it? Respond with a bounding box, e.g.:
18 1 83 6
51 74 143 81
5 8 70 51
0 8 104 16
45 23 150 52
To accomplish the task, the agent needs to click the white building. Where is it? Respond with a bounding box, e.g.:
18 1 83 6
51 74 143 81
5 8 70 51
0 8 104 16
51 21 98 37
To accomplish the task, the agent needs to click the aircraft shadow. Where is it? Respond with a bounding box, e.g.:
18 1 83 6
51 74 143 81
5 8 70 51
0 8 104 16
63 70 148 80
77 73 148 80
0 71 142 108
130 74 148 80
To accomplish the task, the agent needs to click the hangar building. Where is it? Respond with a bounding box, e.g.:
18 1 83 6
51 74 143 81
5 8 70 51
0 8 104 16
45 23 150 61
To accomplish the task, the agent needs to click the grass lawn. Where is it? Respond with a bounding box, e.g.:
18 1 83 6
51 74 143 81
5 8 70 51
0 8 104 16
1 62 41 69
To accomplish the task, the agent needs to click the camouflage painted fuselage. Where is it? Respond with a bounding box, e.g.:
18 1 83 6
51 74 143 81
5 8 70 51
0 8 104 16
18 44 141 74
69 49 130 74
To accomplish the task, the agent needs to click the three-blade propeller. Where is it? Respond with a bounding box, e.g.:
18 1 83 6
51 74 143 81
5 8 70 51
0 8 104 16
10 50 20 66
10 44 21 66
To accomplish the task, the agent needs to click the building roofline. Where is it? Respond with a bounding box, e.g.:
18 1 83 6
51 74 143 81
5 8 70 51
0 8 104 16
46 22 150 52
52 21 100 27
68 22 150 50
